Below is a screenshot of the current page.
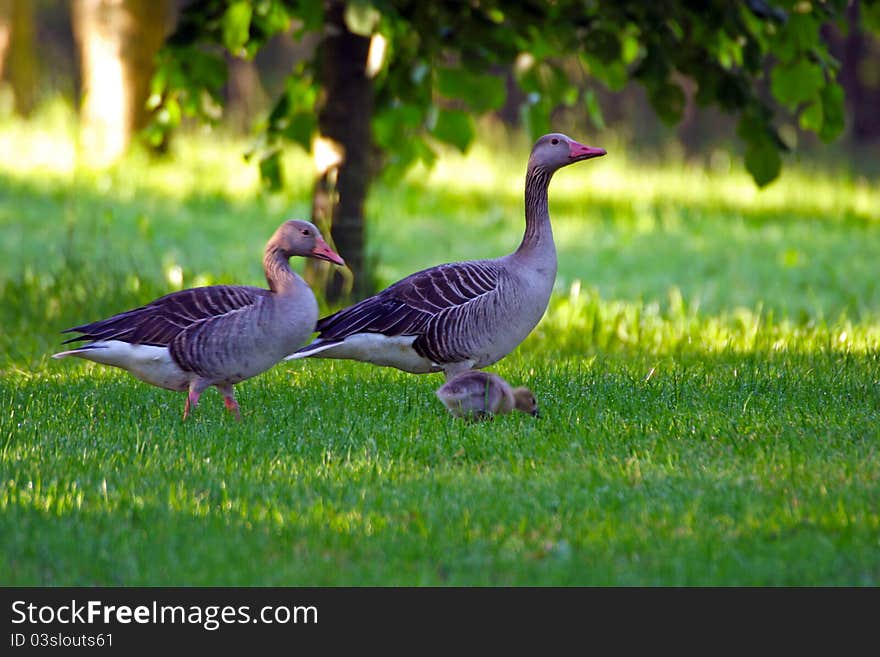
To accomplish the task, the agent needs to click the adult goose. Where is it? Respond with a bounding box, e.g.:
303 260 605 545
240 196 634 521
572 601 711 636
436 370 538 421
53 219 344 420
288 133 605 379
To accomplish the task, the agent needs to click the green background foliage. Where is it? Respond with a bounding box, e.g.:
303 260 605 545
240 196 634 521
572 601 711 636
150 0 851 189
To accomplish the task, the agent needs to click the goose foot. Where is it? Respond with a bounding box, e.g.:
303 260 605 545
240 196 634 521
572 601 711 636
218 383 241 421
182 390 201 420
223 395 241 421
183 378 210 421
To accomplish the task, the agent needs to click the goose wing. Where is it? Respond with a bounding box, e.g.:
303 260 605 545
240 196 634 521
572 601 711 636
311 260 502 363
61 285 269 347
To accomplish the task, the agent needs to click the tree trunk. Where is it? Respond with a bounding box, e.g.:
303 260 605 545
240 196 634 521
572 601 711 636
823 0 880 145
0 0 37 116
305 0 373 303
843 1 880 142
72 0 170 167
0 0 9 84
225 54 267 134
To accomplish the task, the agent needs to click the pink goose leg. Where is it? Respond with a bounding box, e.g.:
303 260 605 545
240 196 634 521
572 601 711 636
182 391 200 420
217 383 241 421
183 379 211 420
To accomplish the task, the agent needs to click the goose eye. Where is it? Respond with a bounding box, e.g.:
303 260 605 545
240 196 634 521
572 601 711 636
551 138 559 145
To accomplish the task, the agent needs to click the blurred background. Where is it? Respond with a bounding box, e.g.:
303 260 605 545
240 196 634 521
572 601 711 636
1 1 878 364
1 1 878 165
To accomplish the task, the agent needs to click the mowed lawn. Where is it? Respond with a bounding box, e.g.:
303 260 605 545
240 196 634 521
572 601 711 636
1 108 879 585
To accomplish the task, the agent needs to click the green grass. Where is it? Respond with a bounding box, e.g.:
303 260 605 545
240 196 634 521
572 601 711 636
1 104 879 585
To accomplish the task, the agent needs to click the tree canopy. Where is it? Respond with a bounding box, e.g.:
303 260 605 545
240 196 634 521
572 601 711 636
144 0 862 301
150 0 850 188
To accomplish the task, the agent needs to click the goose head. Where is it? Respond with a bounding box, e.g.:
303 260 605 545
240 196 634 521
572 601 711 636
529 133 606 173
273 219 345 265
512 386 539 417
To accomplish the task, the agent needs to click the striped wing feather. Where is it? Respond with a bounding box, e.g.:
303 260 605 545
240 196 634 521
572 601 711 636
61 285 268 347
314 260 501 363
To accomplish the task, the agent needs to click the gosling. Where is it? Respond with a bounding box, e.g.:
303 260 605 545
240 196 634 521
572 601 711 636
436 371 539 421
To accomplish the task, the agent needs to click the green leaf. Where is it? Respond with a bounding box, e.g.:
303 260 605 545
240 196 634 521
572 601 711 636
634 43 670 83
770 58 824 108
649 82 686 125
621 34 640 65
281 112 316 151
378 136 436 182
183 49 227 97
291 0 323 33
141 121 166 148
588 29 621 65
259 150 283 190
515 60 577 109
344 0 381 36
736 110 769 144
521 97 552 140
436 67 506 113
150 64 168 98
771 13 820 64
584 89 605 130
373 103 424 149
163 97 182 127
714 74 749 111
587 57 627 91
744 139 781 187
256 0 293 34
798 100 823 133
223 1 253 55
818 83 845 142
431 109 474 152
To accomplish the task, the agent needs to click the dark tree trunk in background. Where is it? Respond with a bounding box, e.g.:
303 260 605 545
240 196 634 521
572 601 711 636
225 55 267 134
305 0 373 303
843 2 880 142
73 0 171 166
0 0 37 116
824 0 880 144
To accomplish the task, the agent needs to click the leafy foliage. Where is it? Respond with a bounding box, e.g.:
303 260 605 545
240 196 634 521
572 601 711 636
150 0 851 187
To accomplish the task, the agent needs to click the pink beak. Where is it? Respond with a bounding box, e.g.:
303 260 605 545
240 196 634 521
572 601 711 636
569 140 607 161
310 237 345 266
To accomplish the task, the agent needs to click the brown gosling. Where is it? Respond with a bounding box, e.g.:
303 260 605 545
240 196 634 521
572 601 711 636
436 370 539 421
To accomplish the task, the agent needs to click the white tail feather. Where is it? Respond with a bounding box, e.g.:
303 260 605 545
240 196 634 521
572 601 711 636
52 345 107 359
284 341 341 361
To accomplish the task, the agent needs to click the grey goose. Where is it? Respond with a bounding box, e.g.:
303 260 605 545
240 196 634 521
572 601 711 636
53 219 344 420
288 133 606 379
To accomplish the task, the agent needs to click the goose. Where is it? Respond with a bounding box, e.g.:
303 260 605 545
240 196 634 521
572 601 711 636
287 133 605 379
436 370 538 420
52 219 344 420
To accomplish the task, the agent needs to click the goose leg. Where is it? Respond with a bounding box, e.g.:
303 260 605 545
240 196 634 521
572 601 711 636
183 378 210 421
217 383 241 421
182 392 198 421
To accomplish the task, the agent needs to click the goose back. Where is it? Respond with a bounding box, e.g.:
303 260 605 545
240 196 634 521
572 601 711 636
289 133 604 378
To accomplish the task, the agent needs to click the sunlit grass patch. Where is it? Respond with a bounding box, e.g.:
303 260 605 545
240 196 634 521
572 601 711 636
531 282 880 359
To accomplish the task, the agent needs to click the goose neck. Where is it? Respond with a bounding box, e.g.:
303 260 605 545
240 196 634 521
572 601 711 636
263 247 298 294
516 164 553 255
